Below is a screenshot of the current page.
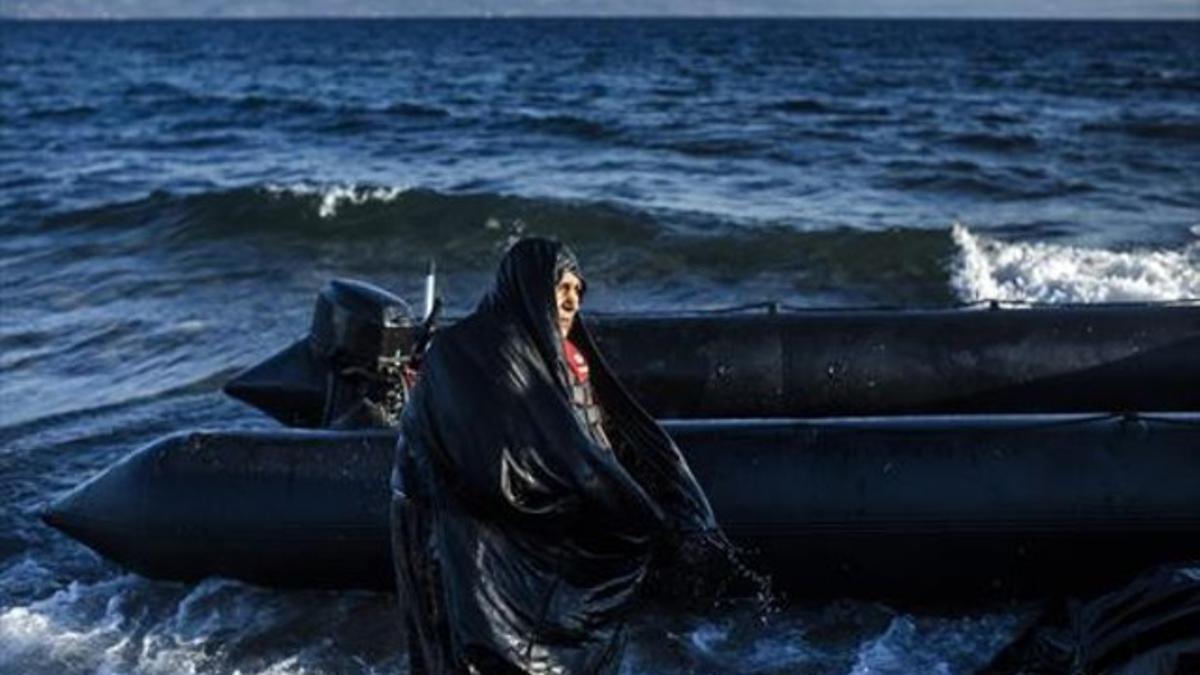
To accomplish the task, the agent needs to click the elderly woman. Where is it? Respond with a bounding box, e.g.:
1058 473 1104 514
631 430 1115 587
390 237 726 674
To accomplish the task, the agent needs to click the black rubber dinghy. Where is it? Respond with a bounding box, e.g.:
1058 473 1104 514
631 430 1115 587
43 414 1200 604
224 280 1200 423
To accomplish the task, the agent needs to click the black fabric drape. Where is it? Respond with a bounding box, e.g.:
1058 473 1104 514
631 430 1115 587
391 238 721 674
981 563 1200 675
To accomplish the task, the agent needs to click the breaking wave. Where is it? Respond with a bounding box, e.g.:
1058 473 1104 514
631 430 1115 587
32 184 966 306
44 184 659 250
0 571 401 675
30 185 1200 310
950 223 1200 304
264 183 412 219
0 565 1018 675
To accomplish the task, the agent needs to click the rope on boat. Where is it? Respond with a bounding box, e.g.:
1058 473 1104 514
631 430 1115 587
587 297 1200 317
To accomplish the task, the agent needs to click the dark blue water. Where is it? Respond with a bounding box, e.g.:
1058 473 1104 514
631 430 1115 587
1 18 1198 674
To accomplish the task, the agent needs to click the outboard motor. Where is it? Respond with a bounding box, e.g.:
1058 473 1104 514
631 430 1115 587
225 278 437 428
311 279 420 428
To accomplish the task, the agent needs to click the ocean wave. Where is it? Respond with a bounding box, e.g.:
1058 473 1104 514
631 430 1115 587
0 364 244 434
975 111 1026 125
121 81 191 99
258 183 661 250
232 95 325 115
46 184 1200 312
300 102 454 136
179 93 451 121
1082 117 1200 142
509 112 622 141
113 87 453 136
769 98 834 114
22 105 99 121
661 137 767 158
886 158 981 174
383 101 451 118
0 567 1020 675
624 601 1019 674
0 574 139 674
313 113 386 135
644 225 956 305
37 185 1200 312
0 573 401 675
0 320 141 373
948 131 1039 153
1156 72 1200 94
29 184 973 303
766 98 891 117
883 161 1094 200
140 133 248 151
265 183 410 219
950 223 1200 304
848 612 1022 674
36 185 664 273
786 129 866 143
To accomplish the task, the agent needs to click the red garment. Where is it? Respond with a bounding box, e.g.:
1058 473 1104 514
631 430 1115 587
563 338 589 383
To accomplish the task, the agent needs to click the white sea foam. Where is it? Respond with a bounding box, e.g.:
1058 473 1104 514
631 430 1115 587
0 557 59 602
265 183 410 219
619 603 1019 674
0 576 132 673
0 574 373 675
4 568 1023 675
849 612 1023 675
951 223 1200 304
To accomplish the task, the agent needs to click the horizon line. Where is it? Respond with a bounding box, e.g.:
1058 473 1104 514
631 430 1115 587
2 13 1197 21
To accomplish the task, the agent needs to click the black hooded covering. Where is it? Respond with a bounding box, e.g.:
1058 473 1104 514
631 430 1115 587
391 238 721 674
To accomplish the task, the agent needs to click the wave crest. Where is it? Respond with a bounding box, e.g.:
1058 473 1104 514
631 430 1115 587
38 184 664 273
950 224 1200 304
265 183 410 219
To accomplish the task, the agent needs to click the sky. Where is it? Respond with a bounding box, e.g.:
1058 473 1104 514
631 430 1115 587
0 0 1197 19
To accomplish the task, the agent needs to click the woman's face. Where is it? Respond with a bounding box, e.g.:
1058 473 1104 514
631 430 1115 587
555 270 583 338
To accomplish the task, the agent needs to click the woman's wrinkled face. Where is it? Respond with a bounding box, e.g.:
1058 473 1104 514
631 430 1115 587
555 270 583 338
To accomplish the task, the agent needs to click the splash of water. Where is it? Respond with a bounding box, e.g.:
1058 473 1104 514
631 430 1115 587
950 223 1200 304
0 572 401 675
265 183 411 219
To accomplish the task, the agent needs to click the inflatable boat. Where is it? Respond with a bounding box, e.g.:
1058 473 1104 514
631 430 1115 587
43 415 1200 603
42 279 1200 603
225 279 1200 424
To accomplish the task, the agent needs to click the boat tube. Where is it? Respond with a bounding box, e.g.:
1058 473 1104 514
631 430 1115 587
42 415 1200 604
224 279 1200 424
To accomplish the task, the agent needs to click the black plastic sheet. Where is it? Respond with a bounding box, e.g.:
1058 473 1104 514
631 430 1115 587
390 239 724 674
982 563 1200 675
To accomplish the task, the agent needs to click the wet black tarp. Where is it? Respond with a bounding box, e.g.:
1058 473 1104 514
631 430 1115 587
390 238 724 674
982 563 1200 675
